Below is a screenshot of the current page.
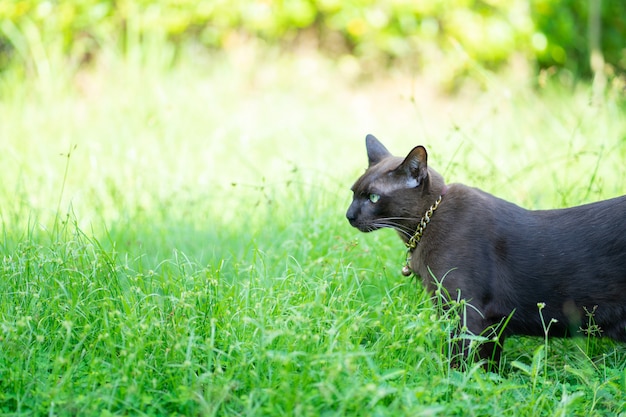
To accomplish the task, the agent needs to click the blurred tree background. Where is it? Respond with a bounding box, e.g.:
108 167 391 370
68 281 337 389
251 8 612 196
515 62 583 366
0 0 624 88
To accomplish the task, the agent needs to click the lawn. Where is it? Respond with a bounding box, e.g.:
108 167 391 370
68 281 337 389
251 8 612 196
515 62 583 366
1 44 626 415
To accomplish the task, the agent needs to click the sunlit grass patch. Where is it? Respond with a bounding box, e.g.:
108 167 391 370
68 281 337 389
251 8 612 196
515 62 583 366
1 46 626 415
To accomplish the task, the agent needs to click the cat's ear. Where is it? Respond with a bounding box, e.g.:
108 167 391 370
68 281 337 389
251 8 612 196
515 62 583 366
398 146 428 187
365 134 391 166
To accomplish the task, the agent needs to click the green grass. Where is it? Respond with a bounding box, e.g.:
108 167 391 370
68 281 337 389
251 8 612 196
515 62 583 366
1 44 626 415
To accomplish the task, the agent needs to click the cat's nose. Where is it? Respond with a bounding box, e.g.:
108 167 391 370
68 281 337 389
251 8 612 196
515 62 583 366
346 205 357 224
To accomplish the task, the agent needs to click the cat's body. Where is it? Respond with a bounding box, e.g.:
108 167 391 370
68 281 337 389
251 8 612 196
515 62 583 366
347 134 626 369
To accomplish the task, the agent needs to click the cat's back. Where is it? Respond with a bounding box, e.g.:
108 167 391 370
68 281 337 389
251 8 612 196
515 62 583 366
432 185 626 278
441 185 626 238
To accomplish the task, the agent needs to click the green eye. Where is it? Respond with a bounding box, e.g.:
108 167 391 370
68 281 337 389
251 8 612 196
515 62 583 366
368 193 381 203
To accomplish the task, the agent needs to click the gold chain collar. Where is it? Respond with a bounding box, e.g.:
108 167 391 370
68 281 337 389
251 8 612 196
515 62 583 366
402 195 442 277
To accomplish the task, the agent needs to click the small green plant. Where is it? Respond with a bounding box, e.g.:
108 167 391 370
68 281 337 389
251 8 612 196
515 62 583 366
509 303 558 396
537 302 559 375
52 144 77 239
580 305 603 355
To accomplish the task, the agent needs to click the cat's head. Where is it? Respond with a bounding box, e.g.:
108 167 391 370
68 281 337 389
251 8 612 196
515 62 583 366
346 134 443 238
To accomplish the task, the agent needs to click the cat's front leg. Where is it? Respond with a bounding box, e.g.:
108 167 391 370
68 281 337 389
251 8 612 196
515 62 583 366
449 307 505 372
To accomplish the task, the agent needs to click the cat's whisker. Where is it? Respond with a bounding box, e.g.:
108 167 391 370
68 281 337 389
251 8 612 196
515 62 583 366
379 223 412 234
372 218 417 238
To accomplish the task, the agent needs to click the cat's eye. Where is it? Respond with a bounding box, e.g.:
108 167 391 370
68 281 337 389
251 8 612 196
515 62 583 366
368 193 381 203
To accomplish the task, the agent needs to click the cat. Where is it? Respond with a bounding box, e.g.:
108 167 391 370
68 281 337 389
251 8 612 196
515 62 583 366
346 134 626 371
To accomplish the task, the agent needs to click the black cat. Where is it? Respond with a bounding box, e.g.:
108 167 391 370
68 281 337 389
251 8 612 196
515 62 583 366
347 134 626 370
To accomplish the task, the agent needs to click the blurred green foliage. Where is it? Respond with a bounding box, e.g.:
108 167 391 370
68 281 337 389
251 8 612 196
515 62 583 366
531 0 626 77
0 0 624 82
